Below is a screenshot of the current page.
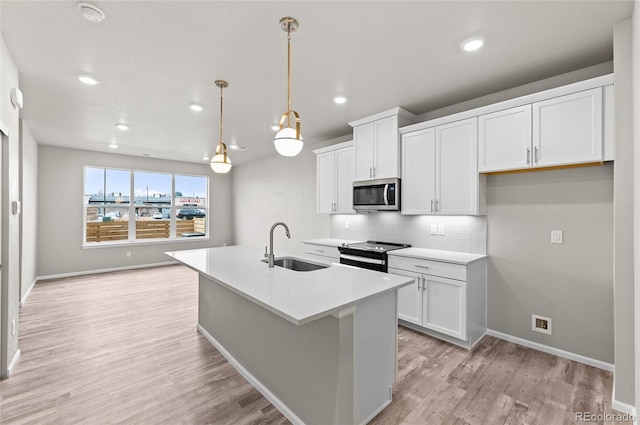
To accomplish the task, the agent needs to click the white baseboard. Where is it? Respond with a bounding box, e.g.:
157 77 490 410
36 261 179 282
4 349 21 378
20 278 37 306
612 384 638 418
486 329 614 372
197 324 305 425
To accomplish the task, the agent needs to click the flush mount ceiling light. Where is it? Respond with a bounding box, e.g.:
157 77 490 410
460 36 486 52
210 80 232 174
77 74 100 85
273 17 303 157
77 2 105 23
115 123 130 131
189 103 203 112
332 95 347 105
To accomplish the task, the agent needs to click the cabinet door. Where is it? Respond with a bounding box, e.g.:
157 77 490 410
436 118 479 215
401 128 436 214
423 275 466 340
373 115 399 179
334 146 355 214
316 151 335 214
354 122 375 180
389 268 422 326
478 105 532 172
533 87 603 167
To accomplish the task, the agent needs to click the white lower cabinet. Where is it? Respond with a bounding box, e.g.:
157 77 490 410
389 255 486 349
302 243 340 262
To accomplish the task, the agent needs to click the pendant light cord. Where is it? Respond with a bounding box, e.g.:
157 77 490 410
287 28 291 127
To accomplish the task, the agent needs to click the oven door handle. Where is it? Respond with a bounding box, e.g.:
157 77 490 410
340 254 385 265
383 184 389 205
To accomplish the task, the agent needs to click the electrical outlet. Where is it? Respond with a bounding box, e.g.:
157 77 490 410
11 319 16 336
551 230 563 244
532 314 552 335
437 224 445 235
344 220 350 230
430 224 437 235
126 251 132 258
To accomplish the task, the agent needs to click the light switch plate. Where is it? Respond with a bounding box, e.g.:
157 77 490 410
551 230 563 244
437 224 445 235
430 224 437 235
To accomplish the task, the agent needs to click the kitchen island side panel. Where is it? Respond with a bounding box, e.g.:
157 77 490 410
197 273 397 425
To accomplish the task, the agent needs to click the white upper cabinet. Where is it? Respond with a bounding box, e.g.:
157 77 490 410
402 118 484 215
478 86 605 173
478 105 532 173
436 118 479 215
401 128 436 214
533 87 603 167
314 142 355 214
350 107 416 180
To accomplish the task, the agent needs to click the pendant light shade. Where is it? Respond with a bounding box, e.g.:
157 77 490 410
211 80 232 174
274 17 303 157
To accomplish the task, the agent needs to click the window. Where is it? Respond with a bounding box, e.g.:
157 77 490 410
84 167 208 245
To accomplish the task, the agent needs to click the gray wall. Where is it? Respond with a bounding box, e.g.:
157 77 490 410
231 137 346 254
37 145 233 277
0 34 21 376
613 19 635 407
20 121 37 301
486 165 614 363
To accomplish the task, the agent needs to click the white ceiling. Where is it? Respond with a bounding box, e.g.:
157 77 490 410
0 1 633 166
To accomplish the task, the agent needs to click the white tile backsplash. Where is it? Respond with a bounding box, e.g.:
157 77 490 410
330 213 486 254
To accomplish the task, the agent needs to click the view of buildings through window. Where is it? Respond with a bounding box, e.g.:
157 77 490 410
84 167 208 244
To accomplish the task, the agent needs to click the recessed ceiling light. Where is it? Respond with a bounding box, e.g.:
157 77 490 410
202 155 210 161
115 123 130 131
189 103 203 112
77 74 100 85
271 124 280 131
77 3 105 23
108 143 118 149
460 36 486 52
332 95 347 104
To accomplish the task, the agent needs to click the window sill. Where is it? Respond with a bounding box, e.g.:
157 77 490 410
82 236 211 249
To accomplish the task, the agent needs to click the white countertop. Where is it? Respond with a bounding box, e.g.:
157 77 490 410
302 238 364 248
166 245 413 326
388 247 486 265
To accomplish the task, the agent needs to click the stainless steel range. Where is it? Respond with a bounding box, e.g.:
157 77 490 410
338 240 411 272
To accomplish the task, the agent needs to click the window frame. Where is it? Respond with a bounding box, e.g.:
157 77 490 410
83 166 209 247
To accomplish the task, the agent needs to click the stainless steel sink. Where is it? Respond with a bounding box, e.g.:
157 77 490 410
261 257 329 272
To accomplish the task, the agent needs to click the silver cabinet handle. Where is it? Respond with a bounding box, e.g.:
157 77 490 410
414 265 430 269
435 199 439 213
423 278 426 291
373 167 376 177
534 146 539 164
430 199 434 213
417 278 421 291
369 167 373 178
316 249 325 253
527 147 531 165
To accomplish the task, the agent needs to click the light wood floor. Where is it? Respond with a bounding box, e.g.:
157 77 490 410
0 265 622 425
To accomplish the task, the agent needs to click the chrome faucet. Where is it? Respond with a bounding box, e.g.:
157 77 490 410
265 221 291 267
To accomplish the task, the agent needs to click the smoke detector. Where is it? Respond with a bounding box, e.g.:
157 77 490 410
77 3 105 22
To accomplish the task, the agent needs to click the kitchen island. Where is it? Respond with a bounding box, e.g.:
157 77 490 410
166 245 413 425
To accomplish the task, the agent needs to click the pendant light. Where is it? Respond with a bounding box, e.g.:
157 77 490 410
210 80 232 173
274 17 303 157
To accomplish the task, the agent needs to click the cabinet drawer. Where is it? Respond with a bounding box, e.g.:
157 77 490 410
388 256 467 281
303 245 340 260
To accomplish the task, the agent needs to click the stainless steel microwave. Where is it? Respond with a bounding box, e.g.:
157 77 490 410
352 178 400 212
